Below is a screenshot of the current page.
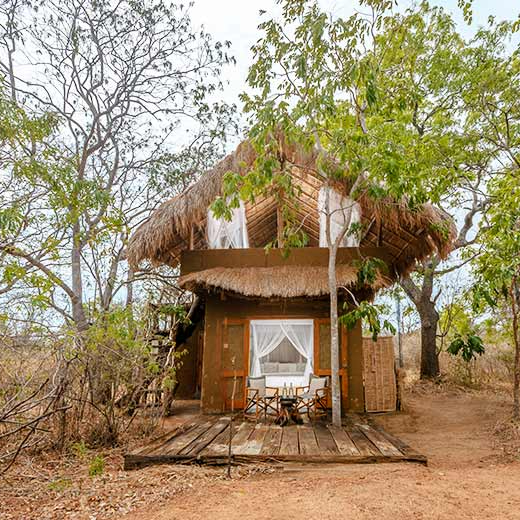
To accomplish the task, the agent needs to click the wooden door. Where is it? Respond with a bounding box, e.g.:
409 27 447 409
313 318 348 410
219 318 249 412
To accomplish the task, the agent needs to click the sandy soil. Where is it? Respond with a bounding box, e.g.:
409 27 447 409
126 388 520 520
3 388 520 519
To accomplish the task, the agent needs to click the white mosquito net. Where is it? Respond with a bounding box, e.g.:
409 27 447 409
318 186 361 247
207 200 249 249
249 319 314 387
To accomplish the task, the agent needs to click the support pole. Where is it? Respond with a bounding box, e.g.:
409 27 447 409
396 294 403 368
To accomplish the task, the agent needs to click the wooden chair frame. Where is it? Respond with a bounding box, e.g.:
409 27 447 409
295 383 330 420
244 384 279 421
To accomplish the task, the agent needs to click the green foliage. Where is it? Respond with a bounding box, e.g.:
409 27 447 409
88 454 105 477
447 334 485 363
85 307 148 358
340 301 396 341
355 257 387 287
48 477 73 492
156 303 190 324
161 348 188 391
70 440 88 459
237 0 471 212
469 19 520 316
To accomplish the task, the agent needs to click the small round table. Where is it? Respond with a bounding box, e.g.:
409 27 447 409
275 396 303 426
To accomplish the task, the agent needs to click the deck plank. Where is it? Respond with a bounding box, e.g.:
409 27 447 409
131 425 186 456
230 422 256 455
357 424 403 457
347 426 380 456
242 424 270 455
261 425 283 455
180 418 230 456
162 419 215 455
313 423 339 454
368 420 426 461
327 425 360 456
298 425 320 455
279 425 299 455
200 424 231 455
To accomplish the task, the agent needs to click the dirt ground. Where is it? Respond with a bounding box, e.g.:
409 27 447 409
127 387 520 520
3 387 520 519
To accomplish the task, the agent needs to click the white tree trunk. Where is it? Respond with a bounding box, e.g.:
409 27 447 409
328 244 341 427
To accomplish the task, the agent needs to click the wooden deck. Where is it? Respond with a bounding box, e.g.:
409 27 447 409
124 415 426 470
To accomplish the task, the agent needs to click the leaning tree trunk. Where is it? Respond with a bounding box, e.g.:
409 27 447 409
418 302 440 379
71 222 88 332
510 277 520 420
401 270 440 380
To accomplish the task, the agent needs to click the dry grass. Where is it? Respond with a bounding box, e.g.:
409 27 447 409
1 446 275 520
400 331 513 392
179 264 389 298
492 417 520 461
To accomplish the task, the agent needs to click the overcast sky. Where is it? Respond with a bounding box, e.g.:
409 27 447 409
189 0 519 135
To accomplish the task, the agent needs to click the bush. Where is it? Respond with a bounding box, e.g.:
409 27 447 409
88 454 105 477
0 306 180 473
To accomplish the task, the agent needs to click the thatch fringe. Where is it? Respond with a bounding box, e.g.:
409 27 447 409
179 265 390 299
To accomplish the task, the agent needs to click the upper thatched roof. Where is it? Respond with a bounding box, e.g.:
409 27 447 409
179 264 389 299
127 139 456 276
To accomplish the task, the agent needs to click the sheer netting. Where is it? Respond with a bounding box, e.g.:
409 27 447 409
207 200 249 248
250 320 314 387
318 185 361 247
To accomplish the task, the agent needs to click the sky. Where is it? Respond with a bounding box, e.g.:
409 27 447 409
189 0 520 129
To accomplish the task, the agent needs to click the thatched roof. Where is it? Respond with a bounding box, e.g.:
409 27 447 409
179 265 389 299
127 139 456 276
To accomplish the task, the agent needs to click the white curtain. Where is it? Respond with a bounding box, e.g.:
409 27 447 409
207 200 249 249
250 320 314 385
250 323 285 378
318 186 361 247
280 322 314 382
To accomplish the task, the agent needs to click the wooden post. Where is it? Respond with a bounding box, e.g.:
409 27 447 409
227 356 237 478
396 294 403 368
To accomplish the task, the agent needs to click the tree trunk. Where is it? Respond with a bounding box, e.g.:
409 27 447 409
328 245 341 427
401 269 440 379
418 303 440 379
71 222 88 332
510 278 520 420
126 267 135 336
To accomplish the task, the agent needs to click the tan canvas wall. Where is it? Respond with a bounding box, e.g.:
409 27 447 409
363 336 397 412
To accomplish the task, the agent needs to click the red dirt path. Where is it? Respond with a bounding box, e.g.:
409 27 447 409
126 389 520 520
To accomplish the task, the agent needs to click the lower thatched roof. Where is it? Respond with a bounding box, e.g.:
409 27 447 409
179 265 390 299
